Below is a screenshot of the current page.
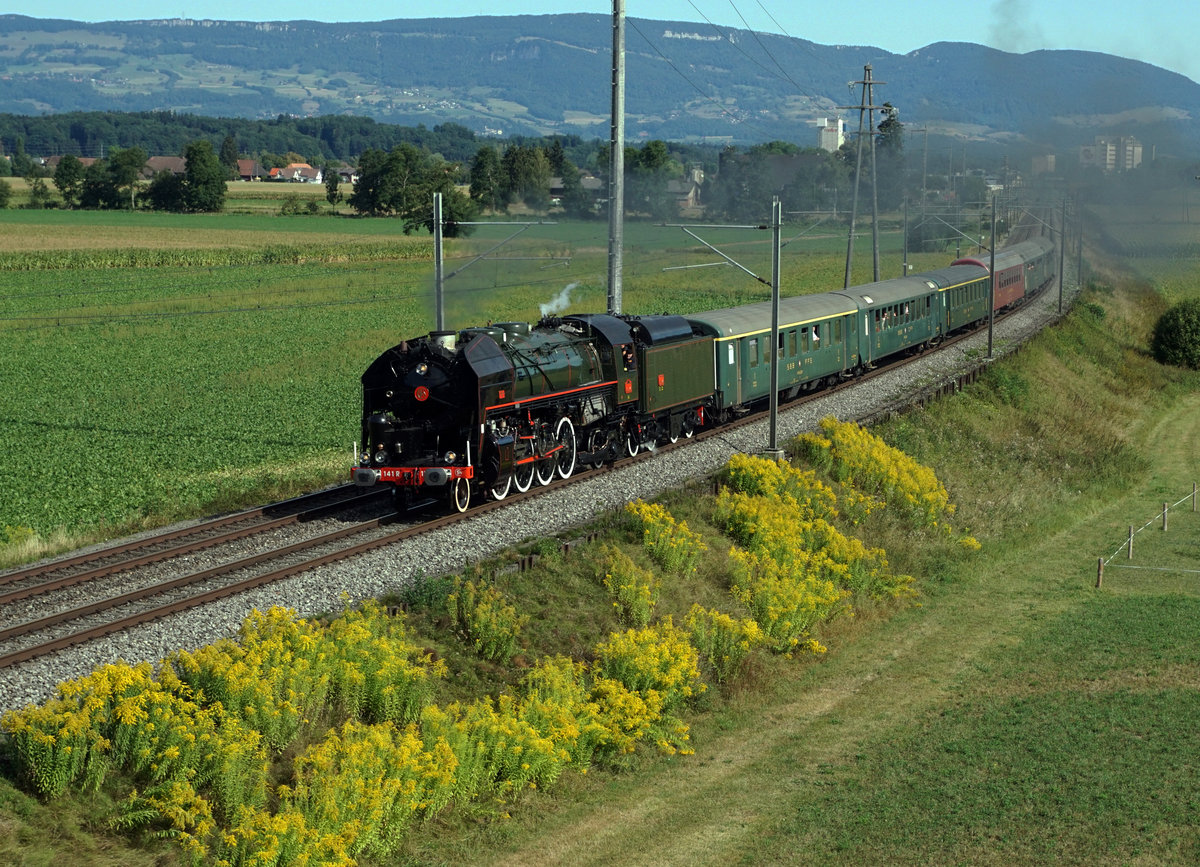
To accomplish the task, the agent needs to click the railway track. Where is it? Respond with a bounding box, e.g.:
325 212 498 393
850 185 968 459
0 291 1047 674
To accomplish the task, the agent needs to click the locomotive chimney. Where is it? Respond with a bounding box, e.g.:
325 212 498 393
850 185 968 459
429 330 457 351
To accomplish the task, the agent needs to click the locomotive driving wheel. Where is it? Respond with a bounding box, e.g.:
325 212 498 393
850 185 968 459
535 453 556 486
489 474 511 500
555 417 577 479
513 455 535 492
587 428 607 470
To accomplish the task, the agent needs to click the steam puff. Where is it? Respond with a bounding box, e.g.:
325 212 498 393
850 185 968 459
540 282 579 317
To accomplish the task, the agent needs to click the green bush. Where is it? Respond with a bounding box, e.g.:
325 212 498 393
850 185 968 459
1151 297 1200 369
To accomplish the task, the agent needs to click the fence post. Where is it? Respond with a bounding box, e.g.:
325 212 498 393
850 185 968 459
1128 525 1134 560
1163 502 1169 532
1096 558 1103 588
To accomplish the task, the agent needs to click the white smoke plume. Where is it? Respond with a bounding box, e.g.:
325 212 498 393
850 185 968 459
540 282 579 317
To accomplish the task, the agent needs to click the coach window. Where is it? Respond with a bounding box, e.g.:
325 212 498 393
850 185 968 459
788 329 797 356
727 343 735 366
777 332 785 359
834 319 843 342
749 338 759 368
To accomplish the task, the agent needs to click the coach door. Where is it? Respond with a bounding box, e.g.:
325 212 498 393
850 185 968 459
727 339 742 405
617 342 639 406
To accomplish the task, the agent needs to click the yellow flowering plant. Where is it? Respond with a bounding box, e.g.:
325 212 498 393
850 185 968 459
514 656 612 767
796 417 952 527
624 499 708 576
595 543 660 627
282 719 459 861
684 604 765 684
321 601 446 724
446 576 528 663
592 617 705 712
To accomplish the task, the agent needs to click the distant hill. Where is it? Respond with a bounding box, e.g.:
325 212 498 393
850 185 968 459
1 13 1197 159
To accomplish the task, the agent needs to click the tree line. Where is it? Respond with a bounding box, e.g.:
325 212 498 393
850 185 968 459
1 108 989 238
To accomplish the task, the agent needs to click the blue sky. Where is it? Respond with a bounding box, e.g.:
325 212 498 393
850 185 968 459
8 0 1197 84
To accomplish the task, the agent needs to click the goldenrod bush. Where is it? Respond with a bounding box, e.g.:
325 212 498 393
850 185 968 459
446 576 528 663
685 604 765 684
281 720 458 860
624 499 708 576
593 617 705 712
796 417 952 527
596 543 660 627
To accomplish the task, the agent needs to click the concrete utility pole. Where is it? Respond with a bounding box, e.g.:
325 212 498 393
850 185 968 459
434 193 445 330
1059 197 1068 313
607 0 625 315
840 64 885 287
766 197 783 459
987 196 996 358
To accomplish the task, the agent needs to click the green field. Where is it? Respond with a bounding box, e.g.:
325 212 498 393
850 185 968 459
0 207 943 561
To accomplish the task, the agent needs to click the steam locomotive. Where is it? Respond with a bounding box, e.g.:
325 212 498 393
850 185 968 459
352 236 1056 512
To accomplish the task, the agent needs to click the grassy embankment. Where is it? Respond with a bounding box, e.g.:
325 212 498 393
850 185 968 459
0 207 939 566
1 200 1199 864
391 235 1200 866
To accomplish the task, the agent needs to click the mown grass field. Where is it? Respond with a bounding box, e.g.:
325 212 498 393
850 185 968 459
3 193 1200 864
0 206 943 563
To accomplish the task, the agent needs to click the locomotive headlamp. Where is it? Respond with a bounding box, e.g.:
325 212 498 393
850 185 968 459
373 448 387 465
444 450 457 463
415 362 429 375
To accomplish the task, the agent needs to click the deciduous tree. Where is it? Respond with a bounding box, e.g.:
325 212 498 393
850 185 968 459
469 145 503 213
182 140 227 212
219 134 240 180
53 154 85 208
108 146 148 210
348 144 477 234
1152 298 1200 369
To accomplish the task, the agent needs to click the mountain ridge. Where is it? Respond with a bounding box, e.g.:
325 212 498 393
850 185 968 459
1 13 1196 158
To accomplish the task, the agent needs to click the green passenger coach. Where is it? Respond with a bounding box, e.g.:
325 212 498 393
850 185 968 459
686 293 860 413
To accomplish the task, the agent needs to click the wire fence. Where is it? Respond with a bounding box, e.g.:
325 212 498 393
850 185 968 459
1096 484 1200 586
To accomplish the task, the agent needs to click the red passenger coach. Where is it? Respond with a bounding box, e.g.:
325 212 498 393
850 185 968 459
952 250 1026 310
953 236 1057 313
